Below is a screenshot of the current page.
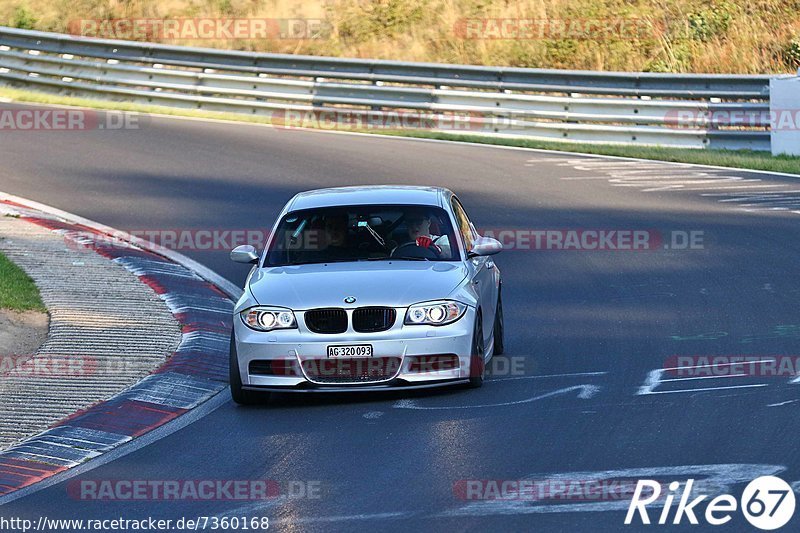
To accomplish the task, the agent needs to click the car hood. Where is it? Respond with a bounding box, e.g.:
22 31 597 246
248 261 469 309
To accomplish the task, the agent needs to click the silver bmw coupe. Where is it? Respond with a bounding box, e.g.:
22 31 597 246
228 186 503 404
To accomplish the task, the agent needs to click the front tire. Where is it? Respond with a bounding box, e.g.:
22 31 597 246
468 313 485 388
230 329 270 405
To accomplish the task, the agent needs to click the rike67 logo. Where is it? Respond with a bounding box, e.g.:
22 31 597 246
626 476 795 530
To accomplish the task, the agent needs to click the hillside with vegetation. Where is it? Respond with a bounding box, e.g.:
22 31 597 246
3 0 799 73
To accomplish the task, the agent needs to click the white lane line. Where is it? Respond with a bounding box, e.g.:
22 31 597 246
524 158 574 162
608 170 723 176
394 385 600 410
571 162 661 168
680 184 786 191
642 384 768 395
637 369 665 395
609 177 729 185
767 400 799 407
706 191 800 199
561 176 627 180
738 199 800 206
658 373 749 383
640 182 751 192
662 359 775 372
610 176 748 183
608 176 761 187
727 194 800 200
636 362 774 396
548 154 800 214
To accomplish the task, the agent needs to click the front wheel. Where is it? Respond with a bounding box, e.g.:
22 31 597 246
230 329 270 405
468 313 485 388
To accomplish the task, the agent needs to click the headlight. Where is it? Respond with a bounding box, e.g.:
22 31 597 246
241 307 297 332
404 300 467 326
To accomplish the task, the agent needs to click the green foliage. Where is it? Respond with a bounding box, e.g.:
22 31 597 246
784 39 800 69
0 252 45 312
688 4 733 42
543 39 579 69
216 0 235 16
11 6 37 29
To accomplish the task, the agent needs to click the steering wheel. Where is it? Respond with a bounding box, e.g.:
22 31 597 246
390 241 441 259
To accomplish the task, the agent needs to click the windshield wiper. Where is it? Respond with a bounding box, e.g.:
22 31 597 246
358 220 386 248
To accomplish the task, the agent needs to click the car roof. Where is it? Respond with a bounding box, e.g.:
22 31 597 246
286 186 451 212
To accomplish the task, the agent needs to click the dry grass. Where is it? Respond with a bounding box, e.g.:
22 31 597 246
2 0 799 73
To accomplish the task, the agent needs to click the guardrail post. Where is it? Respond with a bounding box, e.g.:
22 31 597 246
770 71 800 156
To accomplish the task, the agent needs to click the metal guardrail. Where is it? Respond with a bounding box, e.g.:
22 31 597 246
0 26 782 150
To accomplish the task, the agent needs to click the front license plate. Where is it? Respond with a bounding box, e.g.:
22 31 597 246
327 344 373 358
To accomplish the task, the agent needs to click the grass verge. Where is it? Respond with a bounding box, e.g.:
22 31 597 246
2 86 799 176
0 249 46 312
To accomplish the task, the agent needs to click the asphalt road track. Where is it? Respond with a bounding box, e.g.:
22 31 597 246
2 103 800 532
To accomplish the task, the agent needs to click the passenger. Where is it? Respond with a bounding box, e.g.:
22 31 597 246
319 213 351 259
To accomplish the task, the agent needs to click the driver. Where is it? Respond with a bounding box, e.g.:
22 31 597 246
405 209 451 257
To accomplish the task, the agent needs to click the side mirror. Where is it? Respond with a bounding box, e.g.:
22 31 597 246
468 236 503 257
230 245 259 264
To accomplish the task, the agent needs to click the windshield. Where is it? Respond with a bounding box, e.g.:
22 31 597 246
264 205 460 266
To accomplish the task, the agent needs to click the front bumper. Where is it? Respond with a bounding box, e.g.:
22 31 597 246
233 306 476 391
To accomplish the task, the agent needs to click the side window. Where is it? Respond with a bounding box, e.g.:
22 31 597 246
451 197 477 252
